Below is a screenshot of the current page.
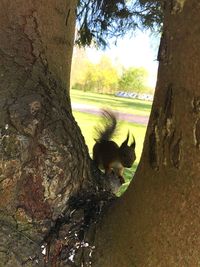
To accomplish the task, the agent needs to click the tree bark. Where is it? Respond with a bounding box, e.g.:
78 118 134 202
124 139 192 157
93 1 200 266
0 0 95 266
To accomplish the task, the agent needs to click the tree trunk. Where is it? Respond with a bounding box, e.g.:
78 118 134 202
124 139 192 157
0 1 94 266
93 1 200 266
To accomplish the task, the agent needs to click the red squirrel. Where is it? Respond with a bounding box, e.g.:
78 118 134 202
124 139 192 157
93 109 136 184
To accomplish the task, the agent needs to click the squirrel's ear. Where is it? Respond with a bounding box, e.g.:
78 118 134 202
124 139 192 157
126 131 130 143
131 135 136 149
121 131 129 147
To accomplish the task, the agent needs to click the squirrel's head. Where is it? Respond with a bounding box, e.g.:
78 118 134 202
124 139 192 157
119 131 136 168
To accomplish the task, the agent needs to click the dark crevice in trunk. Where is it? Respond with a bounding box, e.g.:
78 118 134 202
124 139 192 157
42 188 116 267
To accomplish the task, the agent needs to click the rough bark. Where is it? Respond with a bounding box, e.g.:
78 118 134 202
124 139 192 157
93 0 200 266
0 0 95 266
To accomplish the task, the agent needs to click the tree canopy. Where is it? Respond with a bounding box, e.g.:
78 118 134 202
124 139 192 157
76 0 163 47
71 50 151 94
119 67 148 92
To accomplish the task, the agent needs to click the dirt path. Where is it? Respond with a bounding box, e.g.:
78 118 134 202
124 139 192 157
72 103 149 125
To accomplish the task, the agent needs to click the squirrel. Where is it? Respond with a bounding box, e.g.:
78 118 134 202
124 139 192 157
93 109 136 185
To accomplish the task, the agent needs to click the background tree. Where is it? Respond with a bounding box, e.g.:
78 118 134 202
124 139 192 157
71 51 152 94
118 67 148 93
70 47 90 89
72 55 119 93
71 53 119 94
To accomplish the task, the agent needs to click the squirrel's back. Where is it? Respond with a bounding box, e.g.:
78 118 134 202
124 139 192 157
94 109 117 143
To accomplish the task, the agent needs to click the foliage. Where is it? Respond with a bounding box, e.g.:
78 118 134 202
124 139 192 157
70 48 90 88
76 0 163 48
72 55 119 94
118 67 148 92
84 56 119 93
71 52 151 94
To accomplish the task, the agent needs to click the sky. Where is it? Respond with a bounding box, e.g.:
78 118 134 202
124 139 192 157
86 31 160 88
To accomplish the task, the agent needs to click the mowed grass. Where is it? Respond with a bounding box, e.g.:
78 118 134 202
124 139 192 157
71 89 152 116
71 90 152 193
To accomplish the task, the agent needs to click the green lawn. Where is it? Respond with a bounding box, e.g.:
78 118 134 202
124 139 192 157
71 89 152 116
71 90 152 193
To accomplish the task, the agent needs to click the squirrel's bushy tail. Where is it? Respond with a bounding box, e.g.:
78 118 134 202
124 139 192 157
94 109 117 142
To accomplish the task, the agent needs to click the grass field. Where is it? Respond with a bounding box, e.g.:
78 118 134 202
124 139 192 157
71 89 152 193
71 89 152 116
